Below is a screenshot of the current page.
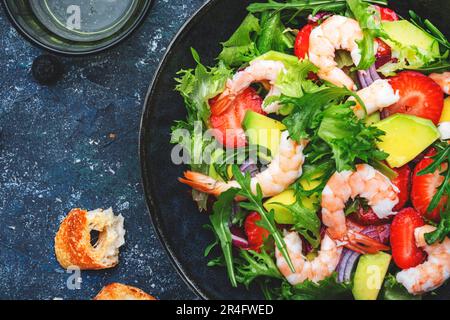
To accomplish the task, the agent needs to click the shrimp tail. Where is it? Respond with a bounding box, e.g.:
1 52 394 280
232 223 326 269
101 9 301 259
345 230 390 254
178 171 225 197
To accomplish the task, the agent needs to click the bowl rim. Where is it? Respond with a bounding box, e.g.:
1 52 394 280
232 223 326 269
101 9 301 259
139 0 220 300
1 0 154 56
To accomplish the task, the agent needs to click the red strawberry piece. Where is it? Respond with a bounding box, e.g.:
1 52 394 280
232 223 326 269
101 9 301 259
391 165 411 211
390 208 426 269
374 5 399 21
210 87 264 148
244 212 269 252
375 38 393 68
385 71 444 125
411 149 448 222
294 23 316 60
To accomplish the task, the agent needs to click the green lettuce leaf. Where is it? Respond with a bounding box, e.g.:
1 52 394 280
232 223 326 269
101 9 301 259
382 274 422 300
218 14 261 68
346 0 385 70
257 12 294 55
318 102 388 171
176 48 232 124
274 199 321 248
281 87 356 141
278 274 352 300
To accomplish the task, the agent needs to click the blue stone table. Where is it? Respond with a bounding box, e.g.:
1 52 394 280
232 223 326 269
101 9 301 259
0 0 206 300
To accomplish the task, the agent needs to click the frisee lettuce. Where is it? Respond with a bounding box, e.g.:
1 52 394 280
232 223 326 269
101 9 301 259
175 48 232 124
318 102 388 171
235 249 282 288
275 274 352 300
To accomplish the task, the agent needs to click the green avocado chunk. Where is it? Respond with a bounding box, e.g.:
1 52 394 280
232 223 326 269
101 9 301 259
352 252 392 300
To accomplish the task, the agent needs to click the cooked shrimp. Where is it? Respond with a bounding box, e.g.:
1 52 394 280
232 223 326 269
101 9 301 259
276 232 342 284
308 15 363 90
349 79 400 118
179 131 306 199
321 164 398 253
396 225 450 295
430 72 450 95
214 59 287 115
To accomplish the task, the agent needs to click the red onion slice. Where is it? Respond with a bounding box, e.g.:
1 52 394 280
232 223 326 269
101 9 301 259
230 226 249 249
357 63 381 89
336 224 390 283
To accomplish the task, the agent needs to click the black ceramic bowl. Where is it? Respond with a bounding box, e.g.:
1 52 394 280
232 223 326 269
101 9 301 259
2 0 153 55
140 0 450 300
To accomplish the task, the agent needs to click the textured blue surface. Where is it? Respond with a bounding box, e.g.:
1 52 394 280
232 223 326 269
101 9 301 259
0 0 206 300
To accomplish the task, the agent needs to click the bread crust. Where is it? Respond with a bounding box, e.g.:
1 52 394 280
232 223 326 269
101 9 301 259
94 283 156 300
55 208 125 270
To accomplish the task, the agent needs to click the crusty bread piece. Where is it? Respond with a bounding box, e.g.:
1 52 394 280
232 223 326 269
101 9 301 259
55 208 125 270
94 283 156 300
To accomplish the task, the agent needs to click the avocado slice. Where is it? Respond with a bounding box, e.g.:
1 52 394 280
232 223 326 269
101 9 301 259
243 110 286 157
254 50 299 66
353 252 392 300
440 97 450 123
374 114 440 168
263 173 322 224
381 20 440 57
208 149 232 181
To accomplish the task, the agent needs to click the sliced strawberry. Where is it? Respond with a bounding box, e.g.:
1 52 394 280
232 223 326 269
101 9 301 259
391 165 411 211
385 71 444 125
411 149 448 222
244 212 269 252
294 23 316 60
374 5 399 21
375 38 393 68
390 208 426 269
210 87 263 148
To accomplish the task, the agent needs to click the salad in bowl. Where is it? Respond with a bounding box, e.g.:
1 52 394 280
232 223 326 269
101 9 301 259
170 0 450 300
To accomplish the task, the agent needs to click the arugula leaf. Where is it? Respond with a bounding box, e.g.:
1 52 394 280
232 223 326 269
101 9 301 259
218 14 261 68
257 12 294 55
235 249 282 288
232 166 295 272
209 188 240 287
383 274 422 300
274 199 321 248
418 143 450 213
346 0 385 70
175 48 232 124
409 11 450 50
278 274 352 300
424 199 450 245
412 59 450 74
247 0 387 15
318 102 388 171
